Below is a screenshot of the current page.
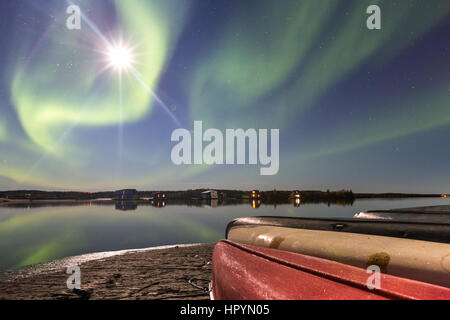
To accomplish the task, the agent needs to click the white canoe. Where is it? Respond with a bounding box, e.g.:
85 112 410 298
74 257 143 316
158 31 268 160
227 225 450 288
354 205 450 224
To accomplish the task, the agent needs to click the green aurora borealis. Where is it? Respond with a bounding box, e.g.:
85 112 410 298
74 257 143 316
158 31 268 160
0 0 449 192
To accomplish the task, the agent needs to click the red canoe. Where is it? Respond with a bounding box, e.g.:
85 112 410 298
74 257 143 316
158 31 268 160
211 240 450 300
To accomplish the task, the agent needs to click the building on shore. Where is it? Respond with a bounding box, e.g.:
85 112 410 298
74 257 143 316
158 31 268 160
250 190 262 199
289 190 301 199
114 189 137 200
153 192 166 200
201 190 219 200
291 191 301 207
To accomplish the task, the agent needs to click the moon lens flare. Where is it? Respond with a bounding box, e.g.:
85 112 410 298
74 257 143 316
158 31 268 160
106 44 134 72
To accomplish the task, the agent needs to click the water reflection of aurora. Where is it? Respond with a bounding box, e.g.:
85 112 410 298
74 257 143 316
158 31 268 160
2 197 450 271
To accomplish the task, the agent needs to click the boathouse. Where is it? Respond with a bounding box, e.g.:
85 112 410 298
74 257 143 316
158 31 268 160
114 189 137 200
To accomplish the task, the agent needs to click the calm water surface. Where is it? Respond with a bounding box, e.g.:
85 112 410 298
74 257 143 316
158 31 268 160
0 197 449 271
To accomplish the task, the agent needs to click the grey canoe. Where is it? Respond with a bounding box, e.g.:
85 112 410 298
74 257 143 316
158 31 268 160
226 215 450 244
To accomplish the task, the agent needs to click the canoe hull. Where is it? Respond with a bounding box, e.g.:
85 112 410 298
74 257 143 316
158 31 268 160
212 240 450 300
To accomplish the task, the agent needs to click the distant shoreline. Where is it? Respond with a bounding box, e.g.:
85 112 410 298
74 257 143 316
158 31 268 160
0 189 446 203
0 193 445 208
354 193 445 198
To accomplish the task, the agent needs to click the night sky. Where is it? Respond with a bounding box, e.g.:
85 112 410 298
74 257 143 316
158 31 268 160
0 0 449 193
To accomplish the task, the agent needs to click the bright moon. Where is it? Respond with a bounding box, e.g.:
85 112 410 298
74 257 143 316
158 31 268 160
107 45 133 71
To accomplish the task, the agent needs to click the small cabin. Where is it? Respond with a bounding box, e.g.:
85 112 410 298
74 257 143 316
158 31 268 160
115 189 137 200
290 190 301 199
201 190 219 199
250 190 261 199
153 192 166 200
